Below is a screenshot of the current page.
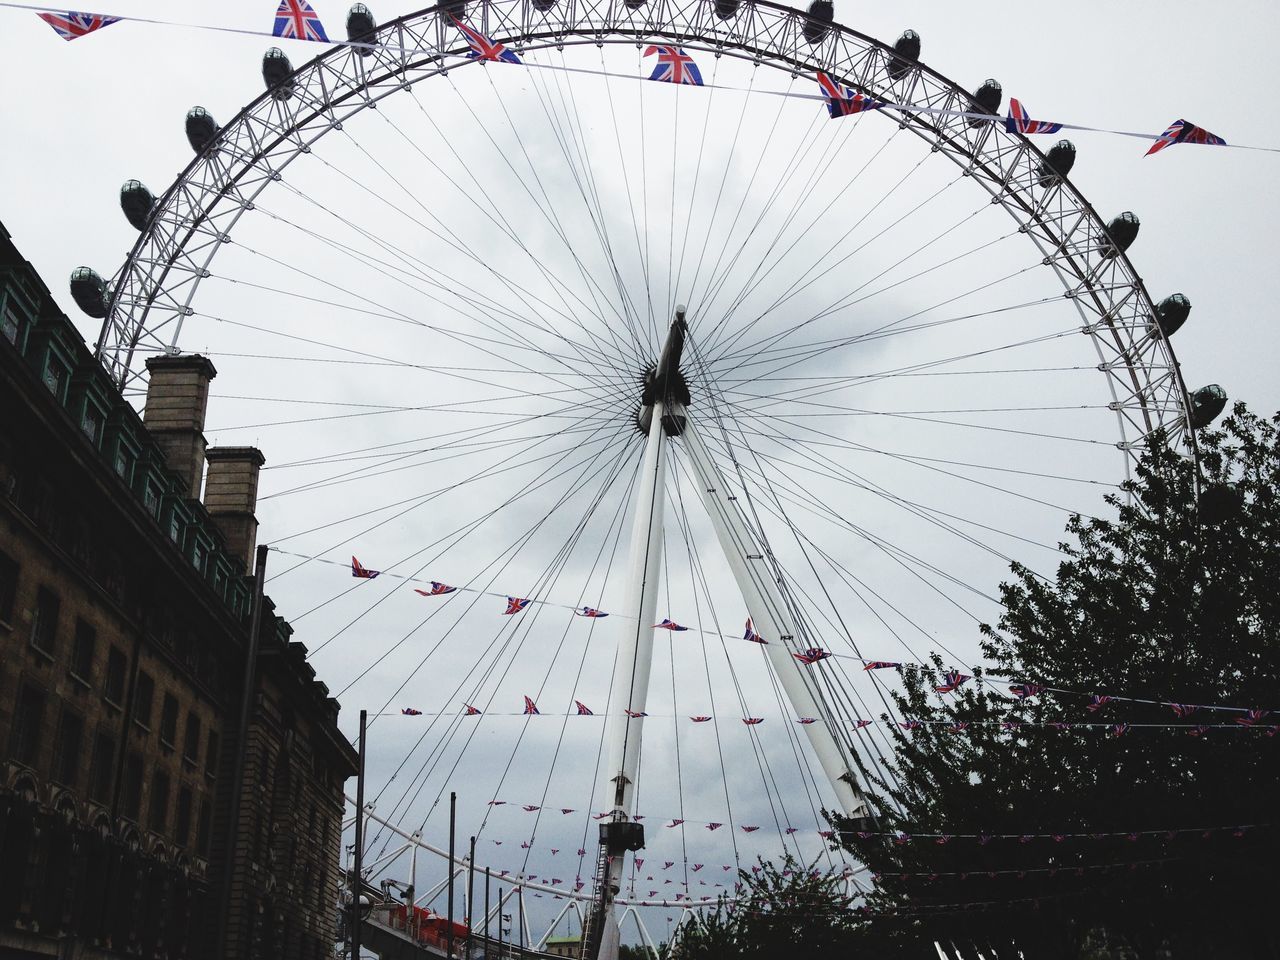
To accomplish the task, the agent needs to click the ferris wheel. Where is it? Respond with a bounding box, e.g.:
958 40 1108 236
68 0 1224 953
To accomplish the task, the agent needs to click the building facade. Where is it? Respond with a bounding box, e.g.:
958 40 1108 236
0 220 358 959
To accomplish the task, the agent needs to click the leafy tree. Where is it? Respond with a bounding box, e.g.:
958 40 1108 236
840 406 1280 959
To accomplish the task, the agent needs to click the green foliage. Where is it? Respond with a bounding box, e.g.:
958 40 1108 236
839 406 1280 959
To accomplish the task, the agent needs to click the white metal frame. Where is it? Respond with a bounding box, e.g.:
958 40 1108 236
95 0 1195 477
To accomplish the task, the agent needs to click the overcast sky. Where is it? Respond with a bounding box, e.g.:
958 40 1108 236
3 0 1277 944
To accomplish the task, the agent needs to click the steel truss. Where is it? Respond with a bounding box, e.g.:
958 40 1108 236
98 0 1192 475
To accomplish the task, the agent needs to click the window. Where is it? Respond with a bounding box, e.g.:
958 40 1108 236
143 481 161 518
168 509 183 543
176 786 193 846
196 797 212 856
148 770 170 833
53 708 84 788
205 730 220 779
89 730 115 803
80 403 102 445
104 646 127 706
0 550 16 624
1 303 23 345
122 752 143 821
30 585 59 655
191 540 208 575
113 443 130 480
160 693 179 746
70 619 96 681
183 712 201 766
10 684 46 766
133 671 155 729
42 354 68 399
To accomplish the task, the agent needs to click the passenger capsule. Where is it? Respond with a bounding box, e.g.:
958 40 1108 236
531 0 556 11
1189 384 1227 429
120 180 155 231
347 3 376 54
185 107 220 154
888 29 920 81
441 0 465 20
969 79 1002 128
802 0 833 44
262 48 295 100
69 267 109 319
714 0 740 20
1153 293 1191 338
1036 139 1076 187
1101 211 1140 258
623 0 645 9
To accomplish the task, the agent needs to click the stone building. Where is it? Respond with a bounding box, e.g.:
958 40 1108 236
0 219 358 959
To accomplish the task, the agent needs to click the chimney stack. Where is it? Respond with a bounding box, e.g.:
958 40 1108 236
143 354 217 499
204 447 266 570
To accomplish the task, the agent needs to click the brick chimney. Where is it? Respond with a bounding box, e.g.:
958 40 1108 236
143 354 217 499
204 447 266 570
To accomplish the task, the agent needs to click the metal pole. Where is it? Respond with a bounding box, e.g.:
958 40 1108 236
484 868 491 959
447 792 456 959
496 887 504 959
352 708 367 960
467 835 476 955
678 411 870 820
216 542 269 958
518 886 525 953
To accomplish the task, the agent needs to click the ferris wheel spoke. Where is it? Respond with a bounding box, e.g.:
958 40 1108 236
703 152 941 361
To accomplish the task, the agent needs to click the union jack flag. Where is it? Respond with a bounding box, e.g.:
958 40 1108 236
401 707 423 715
578 606 608 618
863 660 901 671
743 618 767 643
592 812 609 820
523 804 540 811
899 720 921 730
1187 724 1210 736
1050 722 1071 730
948 722 969 733
452 17 521 63
796 717 819 724
935 670 971 693
575 700 594 715
351 556 380 578
1236 709 1269 727
1110 723 1129 737
692 863 703 870
1009 682 1044 699
655 618 689 631
520 841 531 849
742 717 764 725
706 822 723 831
634 858 643 868
1003 98 1063 135
644 45 704 85
36 10 120 40
852 719 873 729
1001 720 1021 731
561 808 574 814
690 715 712 722
663 861 674 869
415 581 456 596
667 819 684 827
793 647 831 665
505 597 530 615
625 709 648 718
523 695 540 715
784 828 798 835
741 825 760 833
816 72 882 119
273 0 329 42
1170 703 1199 717
1146 118 1226 156
487 800 506 805
1086 695 1113 713
463 703 482 715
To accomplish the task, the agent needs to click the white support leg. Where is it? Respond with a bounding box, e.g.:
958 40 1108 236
678 408 869 819
602 396 669 818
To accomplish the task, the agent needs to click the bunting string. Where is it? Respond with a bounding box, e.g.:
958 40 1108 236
12 2 1280 155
